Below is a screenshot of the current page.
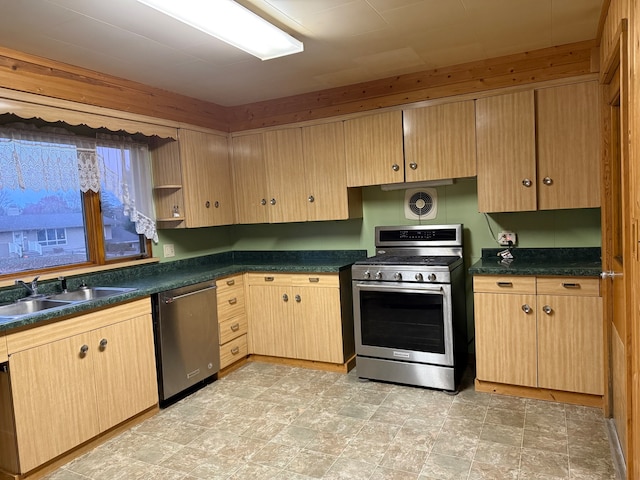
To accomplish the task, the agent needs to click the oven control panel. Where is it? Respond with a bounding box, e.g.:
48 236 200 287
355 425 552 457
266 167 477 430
352 266 451 283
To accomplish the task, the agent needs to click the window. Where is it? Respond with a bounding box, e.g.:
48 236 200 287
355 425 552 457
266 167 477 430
0 123 156 276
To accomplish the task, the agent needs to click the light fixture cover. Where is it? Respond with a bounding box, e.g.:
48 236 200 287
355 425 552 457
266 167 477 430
136 0 303 60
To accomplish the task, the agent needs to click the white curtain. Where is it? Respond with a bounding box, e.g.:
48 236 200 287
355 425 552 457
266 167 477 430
0 124 157 242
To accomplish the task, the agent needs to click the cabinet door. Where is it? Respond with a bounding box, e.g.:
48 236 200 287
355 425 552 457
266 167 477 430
10 333 99 473
248 285 296 358
232 133 269 224
302 122 352 221
474 292 537 387
476 91 537 212
263 128 307 222
404 100 476 182
93 314 158 431
537 294 603 394
293 284 344 363
345 111 404 187
180 129 235 227
536 81 600 210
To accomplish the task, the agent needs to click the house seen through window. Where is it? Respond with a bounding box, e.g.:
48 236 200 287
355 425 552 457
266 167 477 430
0 121 156 276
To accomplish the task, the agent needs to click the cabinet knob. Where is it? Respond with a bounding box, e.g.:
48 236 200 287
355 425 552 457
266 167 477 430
214 201 220 208
226 279 235 286
231 346 240 355
260 198 267 206
295 294 301 303
282 293 289 302
542 305 553 315
521 304 532 314
205 201 211 208
270 198 277 205
522 178 532 187
80 344 89 355
542 176 553 186
392 164 400 172
99 338 108 350
228 297 237 305
409 162 418 170
308 195 315 203
230 323 240 332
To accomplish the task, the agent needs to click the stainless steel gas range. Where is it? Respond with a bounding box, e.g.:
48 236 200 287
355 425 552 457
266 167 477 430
352 224 467 392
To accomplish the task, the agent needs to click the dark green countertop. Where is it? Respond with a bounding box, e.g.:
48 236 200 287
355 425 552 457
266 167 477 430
468 247 602 277
0 250 367 333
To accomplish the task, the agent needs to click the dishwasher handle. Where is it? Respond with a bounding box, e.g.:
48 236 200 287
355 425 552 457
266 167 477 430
163 285 217 304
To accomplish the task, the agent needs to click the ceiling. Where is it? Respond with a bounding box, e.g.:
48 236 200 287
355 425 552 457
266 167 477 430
0 0 604 107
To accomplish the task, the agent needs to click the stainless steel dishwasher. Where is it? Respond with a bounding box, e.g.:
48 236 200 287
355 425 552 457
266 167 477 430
153 280 220 403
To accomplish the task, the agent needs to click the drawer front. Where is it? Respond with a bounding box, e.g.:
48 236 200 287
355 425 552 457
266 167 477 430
0 333 6 363
217 287 245 320
219 314 248 345
247 273 292 286
536 277 600 296
291 273 339 287
473 275 536 294
220 334 248 369
216 274 244 291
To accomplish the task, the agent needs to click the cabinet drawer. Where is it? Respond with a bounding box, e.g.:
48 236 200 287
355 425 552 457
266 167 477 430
247 273 291 286
219 314 247 345
216 274 243 291
536 277 600 296
0 333 6 363
217 287 245 320
220 334 248 369
292 273 339 287
473 276 536 294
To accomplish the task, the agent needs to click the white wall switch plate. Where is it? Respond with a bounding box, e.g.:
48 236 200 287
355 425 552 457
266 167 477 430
497 232 517 246
163 244 175 258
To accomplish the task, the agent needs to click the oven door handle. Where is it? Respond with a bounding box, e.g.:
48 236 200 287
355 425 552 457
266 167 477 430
354 283 445 295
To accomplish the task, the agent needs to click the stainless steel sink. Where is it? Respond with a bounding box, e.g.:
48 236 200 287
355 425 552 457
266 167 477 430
47 286 136 302
0 299 74 317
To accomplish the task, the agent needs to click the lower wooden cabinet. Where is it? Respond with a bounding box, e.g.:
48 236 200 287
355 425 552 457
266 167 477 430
216 274 248 369
0 332 6 363
247 272 353 364
473 276 603 396
2 299 157 474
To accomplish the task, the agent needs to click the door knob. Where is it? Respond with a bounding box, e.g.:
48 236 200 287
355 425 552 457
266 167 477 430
521 304 532 314
600 271 622 279
282 293 289 302
542 305 553 315
99 338 108 350
409 162 418 170
522 178 532 187
542 177 553 186
392 164 400 172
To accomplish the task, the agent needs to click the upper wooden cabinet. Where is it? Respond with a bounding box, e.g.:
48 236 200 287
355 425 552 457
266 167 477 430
476 81 600 213
232 122 361 224
151 128 235 228
345 111 405 187
403 100 477 182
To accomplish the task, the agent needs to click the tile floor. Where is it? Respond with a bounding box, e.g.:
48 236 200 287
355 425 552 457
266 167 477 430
45 362 620 479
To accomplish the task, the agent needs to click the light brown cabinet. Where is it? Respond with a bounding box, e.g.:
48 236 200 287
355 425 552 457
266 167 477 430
476 81 600 213
345 110 405 187
216 274 248 369
232 122 361 224
473 276 603 396
2 299 157 474
151 128 235 227
0 332 6 363
247 272 353 364
403 100 477 182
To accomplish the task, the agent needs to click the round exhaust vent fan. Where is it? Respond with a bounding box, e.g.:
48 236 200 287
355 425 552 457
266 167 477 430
404 188 437 220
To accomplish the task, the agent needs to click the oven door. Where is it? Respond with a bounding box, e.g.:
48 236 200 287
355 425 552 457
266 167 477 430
353 281 454 366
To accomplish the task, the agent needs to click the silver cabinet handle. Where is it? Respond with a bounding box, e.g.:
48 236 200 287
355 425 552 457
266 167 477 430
230 323 240 332
80 344 89 355
295 294 301 303
260 199 267 206
522 178 532 187
543 177 553 186
522 304 532 314
226 279 235 286
231 346 240 355
282 293 289 302
601 271 622 279
542 305 553 315
392 164 400 172
308 195 315 203
409 162 418 170
270 198 276 205
99 338 108 349
205 201 211 208
228 297 238 305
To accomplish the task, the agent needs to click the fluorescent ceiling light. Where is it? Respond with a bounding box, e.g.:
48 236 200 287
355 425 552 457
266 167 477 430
136 0 303 60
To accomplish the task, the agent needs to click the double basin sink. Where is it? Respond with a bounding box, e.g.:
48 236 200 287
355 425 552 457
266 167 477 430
0 287 136 322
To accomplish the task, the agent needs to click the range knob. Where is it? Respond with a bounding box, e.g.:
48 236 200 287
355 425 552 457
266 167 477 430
415 273 424 282
393 272 402 281
363 270 371 279
375 271 383 280
427 273 437 282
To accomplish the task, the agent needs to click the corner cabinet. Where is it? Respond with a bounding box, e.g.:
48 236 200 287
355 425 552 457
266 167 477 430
1 299 157 475
473 276 604 402
151 128 235 228
476 80 600 213
247 272 354 365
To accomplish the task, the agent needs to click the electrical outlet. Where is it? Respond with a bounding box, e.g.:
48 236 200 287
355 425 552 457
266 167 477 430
497 232 517 246
163 244 175 258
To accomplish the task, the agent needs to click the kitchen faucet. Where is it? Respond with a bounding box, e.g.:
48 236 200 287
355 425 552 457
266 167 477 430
15 275 43 298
